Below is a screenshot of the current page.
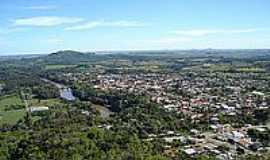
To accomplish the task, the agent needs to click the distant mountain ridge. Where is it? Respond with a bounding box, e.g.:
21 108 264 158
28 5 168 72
49 50 95 56
2 49 270 65
38 50 96 64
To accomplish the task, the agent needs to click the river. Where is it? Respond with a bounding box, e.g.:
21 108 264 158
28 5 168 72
41 78 76 101
41 78 112 118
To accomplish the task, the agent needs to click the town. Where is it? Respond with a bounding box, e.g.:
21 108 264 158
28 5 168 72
1 0 270 159
61 59 270 159
0 50 269 160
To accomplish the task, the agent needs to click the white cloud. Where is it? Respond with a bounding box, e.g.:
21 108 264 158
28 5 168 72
66 22 101 30
65 20 147 31
172 29 260 36
13 16 84 27
24 5 57 10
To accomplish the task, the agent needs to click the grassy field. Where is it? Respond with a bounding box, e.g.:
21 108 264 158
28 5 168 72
0 95 23 112
0 95 26 125
236 67 265 72
29 98 63 107
0 95 64 125
45 64 77 70
0 110 26 125
200 64 266 73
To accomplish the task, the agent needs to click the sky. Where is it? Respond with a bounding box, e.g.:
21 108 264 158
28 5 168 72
0 0 270 55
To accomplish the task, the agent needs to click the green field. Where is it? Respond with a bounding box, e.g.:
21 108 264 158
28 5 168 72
0 95 26 125
0 95 64 125
0 110 26 125
29 98 63 107
236 67 265 72
45 64 77 70
0 95 23 112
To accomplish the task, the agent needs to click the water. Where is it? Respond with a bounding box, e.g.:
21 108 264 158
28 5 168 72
60 88 76 101
41 78 76 101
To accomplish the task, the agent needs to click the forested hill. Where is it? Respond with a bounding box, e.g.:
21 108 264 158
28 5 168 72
49 50 95 57
35 50 96 65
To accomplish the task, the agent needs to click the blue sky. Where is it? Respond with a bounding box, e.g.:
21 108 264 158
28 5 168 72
0 0 270 54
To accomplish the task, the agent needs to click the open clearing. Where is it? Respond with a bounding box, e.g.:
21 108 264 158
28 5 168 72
45 64 77 70
0 95 26 125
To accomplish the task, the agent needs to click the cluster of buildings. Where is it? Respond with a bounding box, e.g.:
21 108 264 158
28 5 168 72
90 72 268 112
58 69 269 159
85 72 269 158
146 124 268 159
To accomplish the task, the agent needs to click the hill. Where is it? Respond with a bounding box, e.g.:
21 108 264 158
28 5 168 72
37 50 96 64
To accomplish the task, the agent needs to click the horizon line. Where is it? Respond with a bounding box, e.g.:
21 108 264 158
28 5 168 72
1 48 270 56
